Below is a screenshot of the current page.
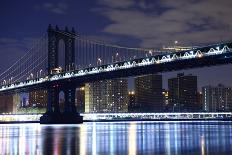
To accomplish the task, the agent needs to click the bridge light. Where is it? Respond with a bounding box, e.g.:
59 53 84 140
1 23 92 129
39 69 43 76
97 58 102 65
198 54 203 58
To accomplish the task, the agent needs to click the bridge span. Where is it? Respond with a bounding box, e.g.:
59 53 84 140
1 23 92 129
0 42 232 94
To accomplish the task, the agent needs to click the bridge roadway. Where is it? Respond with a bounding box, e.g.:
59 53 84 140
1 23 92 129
0 42 232 94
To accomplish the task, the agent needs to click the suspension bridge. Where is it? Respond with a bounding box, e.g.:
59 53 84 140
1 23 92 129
0 25 232 123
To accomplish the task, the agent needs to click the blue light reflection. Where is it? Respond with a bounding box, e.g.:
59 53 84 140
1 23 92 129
0 121 231 154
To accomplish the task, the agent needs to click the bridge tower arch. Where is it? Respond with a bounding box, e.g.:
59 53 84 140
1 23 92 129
47 24 76 73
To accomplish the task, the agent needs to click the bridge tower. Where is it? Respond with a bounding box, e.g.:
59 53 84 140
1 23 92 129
40 25 83 124
47 24 75 72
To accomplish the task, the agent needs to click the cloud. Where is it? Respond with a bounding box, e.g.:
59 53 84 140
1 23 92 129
95 0 232 48
35 2 68 14
97 0 134 9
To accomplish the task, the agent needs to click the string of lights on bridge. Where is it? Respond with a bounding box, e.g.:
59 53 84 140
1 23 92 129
0 31 153 86
0 112 231 121
0 44 231 92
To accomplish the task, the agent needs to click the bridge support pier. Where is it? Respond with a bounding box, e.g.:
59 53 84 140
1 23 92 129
40 85 83 124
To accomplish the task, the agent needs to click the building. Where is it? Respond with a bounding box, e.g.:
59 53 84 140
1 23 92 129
168 73 198 112
162 45 193 52
19 93 29 108
135 74 163 112
196 91 203 111
202 84 232 112
75 87 85 113
0 95 13 113
29 90 47 107
128 91 137 112
162 89 169 111
0 93 20 114
85 79 128 113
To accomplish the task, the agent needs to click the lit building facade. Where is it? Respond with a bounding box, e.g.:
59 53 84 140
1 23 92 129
29 90 47 107
202 84 232 112
135 74 163 112
168 73 198 112
85 79 128 113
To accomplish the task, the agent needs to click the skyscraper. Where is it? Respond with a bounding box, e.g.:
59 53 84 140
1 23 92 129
0 95 13 113
162 89 169 111
202 84 232 112
135 74 163 112
75 87 85 113
128 91 137 112
85 79 128 113
168 73 197 112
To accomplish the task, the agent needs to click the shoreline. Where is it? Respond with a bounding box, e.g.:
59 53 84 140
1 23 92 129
0 118 232 124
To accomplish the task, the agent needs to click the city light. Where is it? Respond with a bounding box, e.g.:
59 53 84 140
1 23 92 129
129 91 135 95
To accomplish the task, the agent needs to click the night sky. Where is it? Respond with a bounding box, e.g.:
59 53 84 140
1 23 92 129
1 0 232 90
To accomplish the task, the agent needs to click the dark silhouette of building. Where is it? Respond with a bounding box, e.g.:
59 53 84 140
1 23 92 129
168 73 198 112
128 91 137 112
135 74 163 112
196 91 203 111
162 89 169 111
202 84 232 112
0 95 13 113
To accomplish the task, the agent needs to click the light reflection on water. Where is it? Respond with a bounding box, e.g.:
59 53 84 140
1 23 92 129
0 121 232 155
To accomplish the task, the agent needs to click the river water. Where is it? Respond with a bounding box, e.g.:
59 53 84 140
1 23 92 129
0 121 232 155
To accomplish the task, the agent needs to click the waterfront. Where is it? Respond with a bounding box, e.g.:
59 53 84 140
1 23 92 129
0 121 232 155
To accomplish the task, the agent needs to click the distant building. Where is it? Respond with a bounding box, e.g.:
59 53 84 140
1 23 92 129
168 73 198 112
135 74 163 112
85 79 128 113
29 90 47 107
75 87 85 113
202 84 232 112
20 93 29 108
162 89 169 111
197 92 203 111
128 91 137 112
0 93 20 114
0 95 13 113
162 45 193 52
22 97 27 107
